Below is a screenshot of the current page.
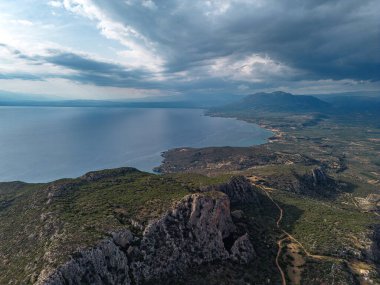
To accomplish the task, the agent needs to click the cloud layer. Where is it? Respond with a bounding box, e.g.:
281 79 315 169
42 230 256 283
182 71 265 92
0 0 379 99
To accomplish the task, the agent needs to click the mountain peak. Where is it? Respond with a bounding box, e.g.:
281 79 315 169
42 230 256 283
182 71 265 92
236 91 330 113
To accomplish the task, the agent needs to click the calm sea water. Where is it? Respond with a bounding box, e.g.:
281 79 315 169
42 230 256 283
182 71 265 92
0 107 272 182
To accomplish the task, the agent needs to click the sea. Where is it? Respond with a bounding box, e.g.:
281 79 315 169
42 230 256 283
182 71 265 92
0 107 272 182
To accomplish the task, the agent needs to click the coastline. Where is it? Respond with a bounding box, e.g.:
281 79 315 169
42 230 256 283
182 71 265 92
0 107 272 183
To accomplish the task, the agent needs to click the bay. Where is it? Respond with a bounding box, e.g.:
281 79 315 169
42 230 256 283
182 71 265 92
0 107 272 182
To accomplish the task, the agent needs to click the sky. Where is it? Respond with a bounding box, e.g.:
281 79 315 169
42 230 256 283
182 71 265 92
0 0 379 100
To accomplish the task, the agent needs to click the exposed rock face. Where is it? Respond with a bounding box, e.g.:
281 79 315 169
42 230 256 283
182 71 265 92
263 167 339 197
39 239 131 285
40 192 255 285
297 168 338 197
356 194 380 213
368 225 380 264
230 233 256 264
311 168 329 186
201 176 260 205
131 193 236 283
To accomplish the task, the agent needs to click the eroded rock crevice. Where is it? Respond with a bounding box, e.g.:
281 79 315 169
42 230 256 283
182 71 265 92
39 181 257 285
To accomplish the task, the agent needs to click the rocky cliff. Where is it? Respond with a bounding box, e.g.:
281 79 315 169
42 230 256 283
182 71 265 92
200 176 261 205
39 189 255 285
298 167 339 197
368 225 380 265
38 239 132 285
258 167 340 198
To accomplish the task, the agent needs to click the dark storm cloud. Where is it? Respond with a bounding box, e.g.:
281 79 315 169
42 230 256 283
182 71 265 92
0 43 157 88
46 52 121 73
92 0 379 81
2 0 379 96
44 51 155 88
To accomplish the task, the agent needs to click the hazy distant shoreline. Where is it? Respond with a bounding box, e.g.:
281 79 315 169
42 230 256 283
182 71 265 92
0 107 272 183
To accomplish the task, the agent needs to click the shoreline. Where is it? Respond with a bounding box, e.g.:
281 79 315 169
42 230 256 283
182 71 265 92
0 108 272 184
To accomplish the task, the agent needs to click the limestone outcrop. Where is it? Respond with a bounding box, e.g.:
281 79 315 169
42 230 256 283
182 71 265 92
201 176 261 205
261 167 339 197
39 240 131 285
39 191 255 285
356 194 380 213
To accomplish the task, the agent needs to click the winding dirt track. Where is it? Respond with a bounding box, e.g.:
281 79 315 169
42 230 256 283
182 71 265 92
260 186 287 285
261 186 284 228
275 237 288 285
257 183 344 285
283 230 336 261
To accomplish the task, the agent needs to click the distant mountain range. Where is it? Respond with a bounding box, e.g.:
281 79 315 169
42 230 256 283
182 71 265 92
212 91 380 114
317 95 380 113
232 91 330 112
1 90 379 112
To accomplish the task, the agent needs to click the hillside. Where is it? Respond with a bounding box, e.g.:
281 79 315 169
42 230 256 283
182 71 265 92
1 165 379 284
211 91 380 117
213 91 331 113
1 168 286 284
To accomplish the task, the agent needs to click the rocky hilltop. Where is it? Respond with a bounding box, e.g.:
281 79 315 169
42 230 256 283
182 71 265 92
261 167 340 198
41 191 255 285
1 169 274 285
199 176 261 205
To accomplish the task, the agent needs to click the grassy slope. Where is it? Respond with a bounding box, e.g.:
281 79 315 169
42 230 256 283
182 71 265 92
0 169 231 284
273 190 374 256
